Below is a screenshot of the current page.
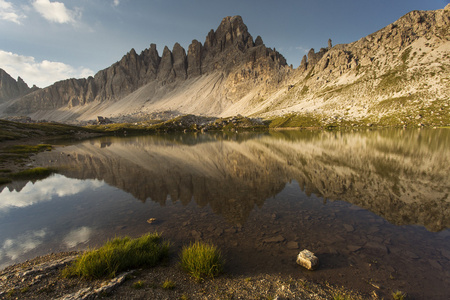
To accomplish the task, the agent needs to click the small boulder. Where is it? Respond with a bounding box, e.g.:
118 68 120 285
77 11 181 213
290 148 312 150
296 249 319 270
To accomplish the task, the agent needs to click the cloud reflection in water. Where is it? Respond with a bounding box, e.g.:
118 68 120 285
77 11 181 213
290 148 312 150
0 229 47 261
63 227 92 248
0 174 105 212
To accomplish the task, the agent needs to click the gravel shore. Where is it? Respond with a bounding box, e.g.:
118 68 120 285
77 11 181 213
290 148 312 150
0 252 366 300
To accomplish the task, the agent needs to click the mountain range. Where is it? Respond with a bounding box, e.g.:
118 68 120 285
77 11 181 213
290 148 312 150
0 5 449 125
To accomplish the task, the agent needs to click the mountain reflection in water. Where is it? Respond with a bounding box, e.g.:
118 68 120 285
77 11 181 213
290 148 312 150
22 128 449 231
2 129 450 298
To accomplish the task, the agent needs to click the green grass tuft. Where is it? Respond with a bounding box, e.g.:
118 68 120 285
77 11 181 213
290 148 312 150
62 233 170 279
132 280 145 289
161 279 176 290
180 241 224 281
392 290 407 300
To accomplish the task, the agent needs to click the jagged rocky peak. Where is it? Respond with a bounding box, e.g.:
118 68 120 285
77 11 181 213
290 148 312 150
139 43 161 80
255 35 264 46
0 68 35 102
205 15 252 52
187 39 202 78
2 14 289 117
172 42 187 80
296 41 331 71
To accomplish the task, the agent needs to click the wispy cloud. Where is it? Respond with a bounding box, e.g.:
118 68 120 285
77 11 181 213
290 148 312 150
295 46 309 54
113 0 120 7
0 50 94 87
32 0 79 24
0 0 25 24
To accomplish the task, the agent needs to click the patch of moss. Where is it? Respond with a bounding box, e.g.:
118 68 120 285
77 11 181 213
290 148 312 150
401 47 412 64
5 144 52 154
373 96 412 112
269 114 322 128
303 69 314 81
300 85 309 95
377 67 408 91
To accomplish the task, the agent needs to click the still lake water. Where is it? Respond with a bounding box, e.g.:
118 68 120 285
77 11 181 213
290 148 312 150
1 129 449 298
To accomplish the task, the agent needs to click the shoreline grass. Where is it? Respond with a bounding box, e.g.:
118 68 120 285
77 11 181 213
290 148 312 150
180 241 224 281
4 144 52 154
61 233 170 279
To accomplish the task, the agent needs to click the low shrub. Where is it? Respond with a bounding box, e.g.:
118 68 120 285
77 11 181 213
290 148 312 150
180 241 224 281
62 233 170 279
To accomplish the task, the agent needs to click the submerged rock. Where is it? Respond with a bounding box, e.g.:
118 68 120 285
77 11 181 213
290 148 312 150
296 249 319 270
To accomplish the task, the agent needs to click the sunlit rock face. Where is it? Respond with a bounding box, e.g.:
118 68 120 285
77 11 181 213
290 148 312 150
29 129 450 231
3 16 289 119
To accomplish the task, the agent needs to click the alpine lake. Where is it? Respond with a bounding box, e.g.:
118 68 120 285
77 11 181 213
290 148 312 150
1 128 449 299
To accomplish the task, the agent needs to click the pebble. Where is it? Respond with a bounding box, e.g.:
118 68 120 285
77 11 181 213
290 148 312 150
347 245 362 252
343 224 354 232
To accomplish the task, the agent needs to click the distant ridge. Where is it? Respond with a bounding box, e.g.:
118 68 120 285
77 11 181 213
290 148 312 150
1 4 449 125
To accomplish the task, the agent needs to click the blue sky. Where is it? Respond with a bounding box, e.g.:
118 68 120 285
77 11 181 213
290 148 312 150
0 0 448 88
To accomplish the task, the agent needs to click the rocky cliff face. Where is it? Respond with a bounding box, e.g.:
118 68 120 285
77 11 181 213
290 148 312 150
1 6 449 123
0 69 36 104
267 4 450 124
2 16 289 119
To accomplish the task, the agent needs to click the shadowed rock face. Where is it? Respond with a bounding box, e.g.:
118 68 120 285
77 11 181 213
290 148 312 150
26 129 450 231
0 69 36 103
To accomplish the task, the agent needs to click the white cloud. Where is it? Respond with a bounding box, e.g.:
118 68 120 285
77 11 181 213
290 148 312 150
0 50 94 87
32 0 78 24
0 0 25 24
113 0 120 6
